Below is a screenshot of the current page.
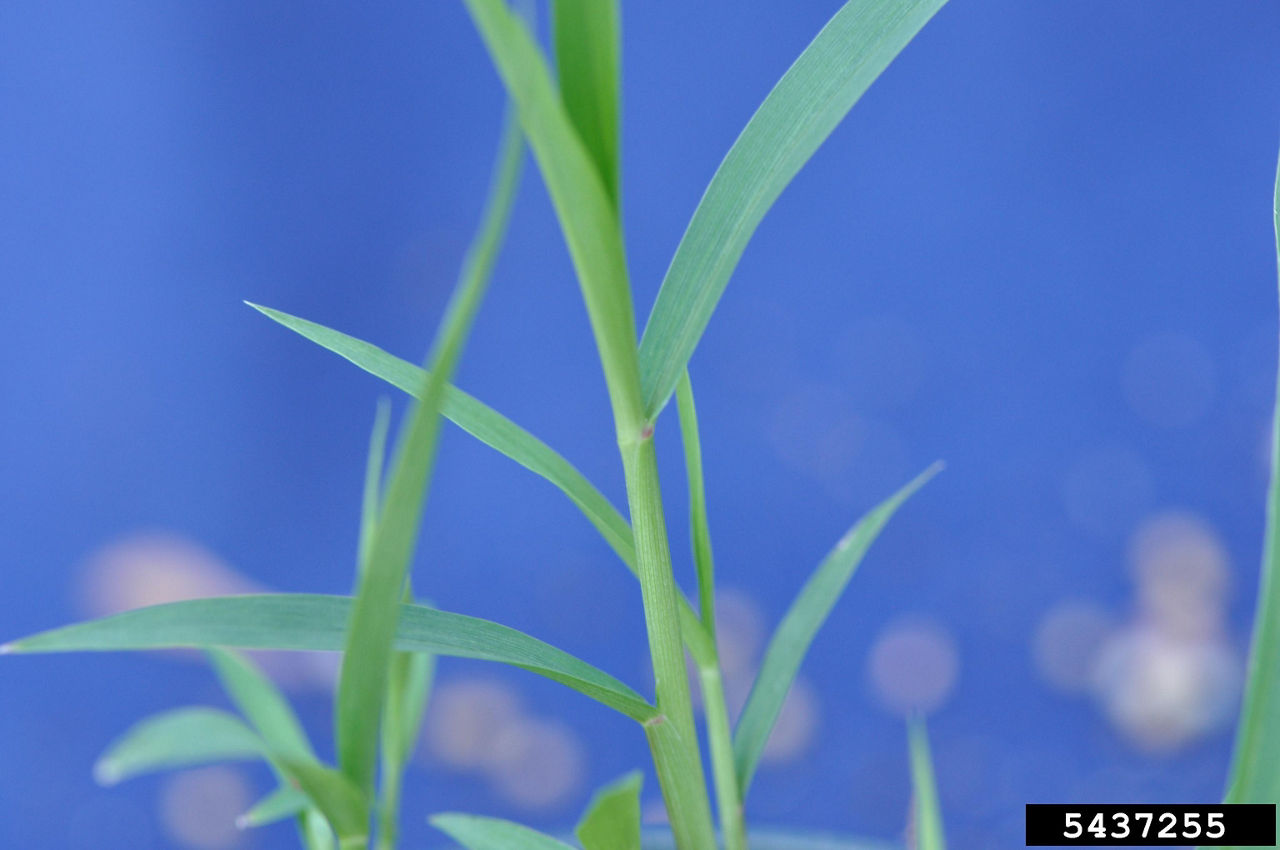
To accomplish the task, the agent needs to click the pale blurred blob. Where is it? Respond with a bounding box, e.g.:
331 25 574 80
76 533 262 617
1036 510 1242 752
1062 446 1154 540
832 314 928 412
715 589 767 678
760 675 820 762
1033 601 1115 693
1121 333 1216 429
867 619 959 715
424 677 585 811
159 767 251 849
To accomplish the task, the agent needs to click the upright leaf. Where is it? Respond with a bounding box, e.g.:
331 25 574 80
432 813 576 850
908 718 946 850
358 399 392 575
92 707 262 786
278 756 370 849
462 0 643 430
335 103 523 794
733 463 941 795
638 0 949 417
576 771 643 850
676 372 716 628
206 648 315 762
5 594 657 723
553 0 622 208
1219 156 1280 845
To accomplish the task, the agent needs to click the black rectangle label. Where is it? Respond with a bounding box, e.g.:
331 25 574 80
1025 804 1276 846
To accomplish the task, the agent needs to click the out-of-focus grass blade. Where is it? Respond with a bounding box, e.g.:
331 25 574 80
5 595 657 723
237 785 310 829
1218 158 1280 846
733 463 942 795
207 648 314 762
278 756 369 849
432 813 576 850
93 707 263 786
676 372 716 627
637 0 949 418
249 304 635 569
358 399 391 574
576 771 643 850
302 810 337 850
638 830 896 850
383 651 434 767
463 0 642 427
335 102 524 795
552 0 621 208
908 718 946 850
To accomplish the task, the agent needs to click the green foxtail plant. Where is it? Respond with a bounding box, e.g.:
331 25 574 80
1 2 963 848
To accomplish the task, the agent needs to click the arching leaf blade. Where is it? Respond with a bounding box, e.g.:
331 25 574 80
433 813 576 850
92 707 263 786
638 0 949 418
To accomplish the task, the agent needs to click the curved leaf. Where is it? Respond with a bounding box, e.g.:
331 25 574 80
5 594 657 723
734 463 941 795
638 0 949 417
93 707 262 786
206 648 314 762
237 785 311 829
433 813 575 850
576 771 643 850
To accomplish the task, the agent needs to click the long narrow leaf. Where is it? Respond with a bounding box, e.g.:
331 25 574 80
247 306 717 665
5 595 657 723
676 372 716 628
358 399 391 574
249 305 635 569
733 463 942 795
463 0 644 429
908 718 946 850
237 785 311 829
637 0 949 418
638 830 895 850
553 0 622 208
336 103 524 794
432 813 576 850
1220 157 1280 845
92 707 263 786
207 648 314 763
576 771 643 850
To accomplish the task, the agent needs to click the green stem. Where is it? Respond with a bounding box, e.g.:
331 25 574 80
620 436 717 850
699 661 747 850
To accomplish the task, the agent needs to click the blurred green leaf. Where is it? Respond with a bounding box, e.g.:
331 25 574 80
638 830 895 850
92 707 262 786
6 594 657 723
358 399 392 575
433 813 576 850
237 785 311 829
638 0 949 418
553 0 621 207
909 718 946 850
1217 156 1280 848
278 756 369 849
734 463 941 795
576 771 643 850
206 648 314 763
676 373 716 629
335 101 524 794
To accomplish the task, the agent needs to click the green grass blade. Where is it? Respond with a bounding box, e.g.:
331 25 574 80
358 399 391 575
237 785 311 829
92 707 263 786
248 304 635 570
1219 157 1280 844
4 594 657 723
552 0 621 208
639 830 896 850
206 648 315 763
576 771 643 850
908 718 946 850
637 0 949 418
675 372 716 629
463 0 644 431
432 813 576 850
335 103 523 794
733 463 942 795
278 756 370 849
302 810 337 850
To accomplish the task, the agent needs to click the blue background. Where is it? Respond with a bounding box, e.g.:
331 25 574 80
3 1 1280 847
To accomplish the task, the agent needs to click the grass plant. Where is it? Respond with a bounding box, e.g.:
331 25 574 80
17 3 1280 850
